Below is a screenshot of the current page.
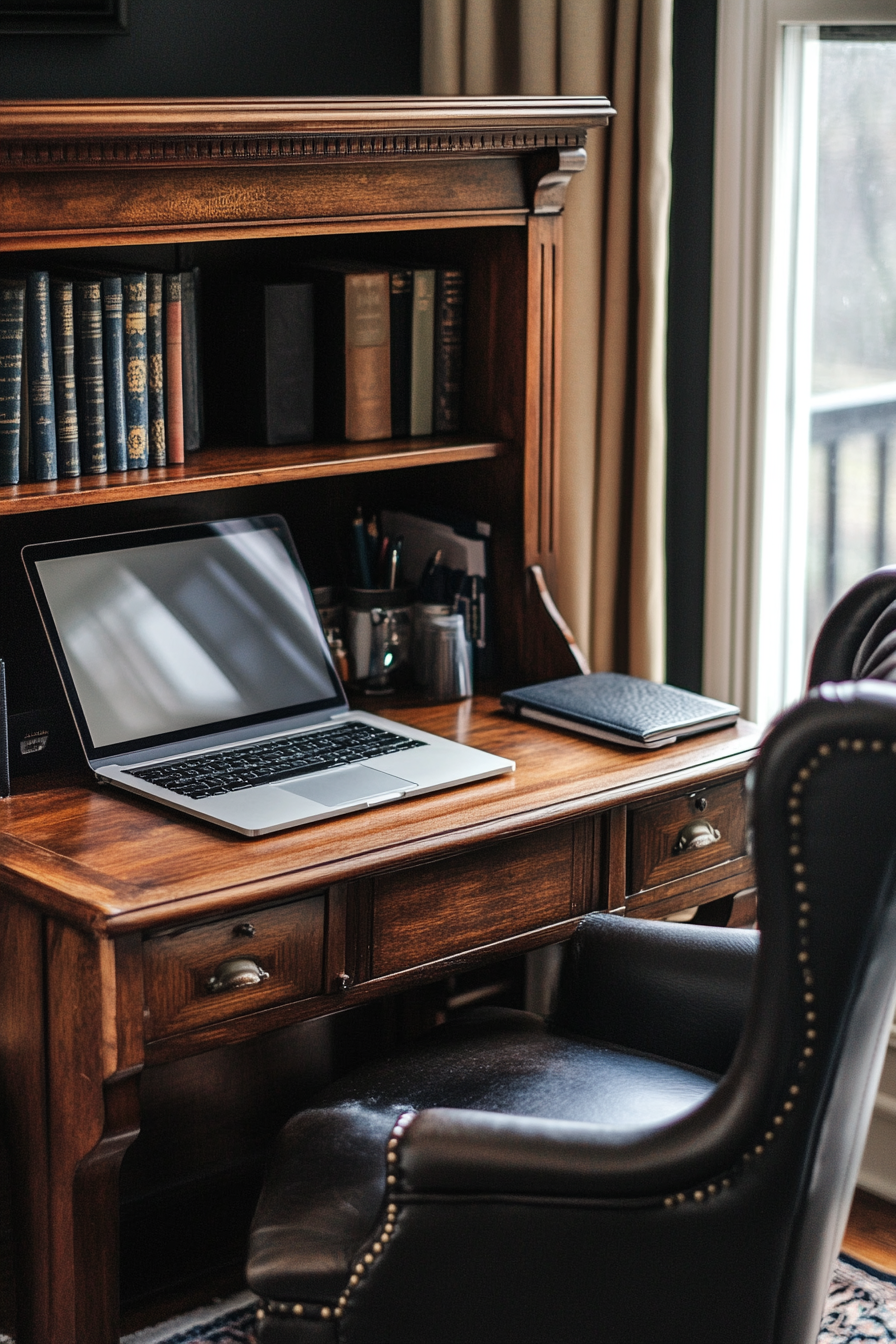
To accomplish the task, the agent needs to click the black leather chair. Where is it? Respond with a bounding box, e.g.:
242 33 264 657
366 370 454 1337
807 563 896 686
246 679 896 1343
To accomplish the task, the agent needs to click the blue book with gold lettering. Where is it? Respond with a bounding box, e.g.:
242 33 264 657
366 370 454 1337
0 276 25 484
122 272 149 468
102 275 127 472
73 279 107 474
50 277 80 478
26 272 57 481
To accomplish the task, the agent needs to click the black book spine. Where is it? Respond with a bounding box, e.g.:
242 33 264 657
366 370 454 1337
262 283 314 445
25 271 57 481
50 278 80 478
146 273 166 466
181 268 202 451
389 268 412 438
433 268 464 434
122 272 149 469
0 276 25 485
73 280 107 474
19 337 30 480
102 276 127 472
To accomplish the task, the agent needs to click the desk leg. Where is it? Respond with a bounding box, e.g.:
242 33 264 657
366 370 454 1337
0 898 50 1344
45 921 143 1344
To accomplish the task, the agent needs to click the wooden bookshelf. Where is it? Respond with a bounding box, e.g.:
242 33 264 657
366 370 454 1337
0 434 506 515
0 95 613 691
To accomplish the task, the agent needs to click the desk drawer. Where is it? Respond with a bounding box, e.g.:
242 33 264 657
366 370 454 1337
372 824 579 978
143 896 326 1039
628 779 748 893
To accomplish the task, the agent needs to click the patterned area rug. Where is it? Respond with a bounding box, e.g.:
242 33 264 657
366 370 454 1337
820 1256 896 1342
111 1256 896 1343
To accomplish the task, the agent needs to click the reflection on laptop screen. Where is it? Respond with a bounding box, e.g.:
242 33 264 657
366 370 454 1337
34 524 338 749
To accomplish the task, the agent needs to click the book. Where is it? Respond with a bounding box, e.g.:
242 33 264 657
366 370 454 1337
25 271 57 481
146 272 166 466
164 272 185 464
72 279 107 474
180 267 203 452
500 673 740 749
389 268 413 437
434 267 464 433
101 275 127 472
0 276 25 485
122 272 149 469
49 278 80 478
311 264 391 442
409 267 435 436
19 336 30 480
217 280 314 445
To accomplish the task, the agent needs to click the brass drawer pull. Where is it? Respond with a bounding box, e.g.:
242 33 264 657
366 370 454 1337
205 957 270 995
673 820 721 854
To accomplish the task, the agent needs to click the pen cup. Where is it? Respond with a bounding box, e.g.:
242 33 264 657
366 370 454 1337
345 586 414 693
412 602 453 687
426 613 473 702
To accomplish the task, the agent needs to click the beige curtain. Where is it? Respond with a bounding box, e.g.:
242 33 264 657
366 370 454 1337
422 0 672 679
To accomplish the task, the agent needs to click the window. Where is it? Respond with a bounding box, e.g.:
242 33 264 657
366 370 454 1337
703 1 896 725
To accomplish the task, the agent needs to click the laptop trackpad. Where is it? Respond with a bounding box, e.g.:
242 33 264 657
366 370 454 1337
277 765 416 807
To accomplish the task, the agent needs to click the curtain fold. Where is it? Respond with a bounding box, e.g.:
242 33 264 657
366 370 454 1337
421 0 672 679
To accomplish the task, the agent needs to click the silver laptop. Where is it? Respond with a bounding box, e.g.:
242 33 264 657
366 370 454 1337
22 515 514 837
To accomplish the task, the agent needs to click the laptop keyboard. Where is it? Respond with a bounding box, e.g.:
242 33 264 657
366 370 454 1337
124 723 424 800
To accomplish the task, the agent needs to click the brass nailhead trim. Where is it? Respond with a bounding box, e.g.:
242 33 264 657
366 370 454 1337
256 1114 416 1325
660 737 869 1210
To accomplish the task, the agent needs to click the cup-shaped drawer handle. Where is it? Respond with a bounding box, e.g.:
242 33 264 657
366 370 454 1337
673 820 721 854
205 957 270 995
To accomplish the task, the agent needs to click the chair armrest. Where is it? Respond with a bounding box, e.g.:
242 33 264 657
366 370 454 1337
552 912 758 1075
398 1099 733 1199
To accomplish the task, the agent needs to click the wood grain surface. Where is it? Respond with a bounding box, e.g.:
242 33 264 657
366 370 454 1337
0 95 613 144
628 777 749 892
0 434 505 515
0 698 760 935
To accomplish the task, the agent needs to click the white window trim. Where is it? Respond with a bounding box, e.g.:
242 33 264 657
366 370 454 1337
703 0 896 723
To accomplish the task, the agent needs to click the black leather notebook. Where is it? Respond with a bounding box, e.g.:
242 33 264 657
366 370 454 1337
501 673 739 749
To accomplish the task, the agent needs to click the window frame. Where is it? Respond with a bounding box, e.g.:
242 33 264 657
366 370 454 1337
703 0 896 723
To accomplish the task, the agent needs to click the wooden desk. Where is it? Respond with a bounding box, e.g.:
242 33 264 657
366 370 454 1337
0 697 759 1344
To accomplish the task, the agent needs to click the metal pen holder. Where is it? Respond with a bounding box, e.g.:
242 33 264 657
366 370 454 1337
345 586 414 693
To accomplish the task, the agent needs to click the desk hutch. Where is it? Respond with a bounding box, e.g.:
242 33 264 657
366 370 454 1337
0 98 758 1343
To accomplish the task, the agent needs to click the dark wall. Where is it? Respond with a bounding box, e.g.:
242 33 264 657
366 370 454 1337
665 0 717 691
0 0 421 98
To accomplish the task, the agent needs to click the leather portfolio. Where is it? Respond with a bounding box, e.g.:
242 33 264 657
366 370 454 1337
500 673 739 748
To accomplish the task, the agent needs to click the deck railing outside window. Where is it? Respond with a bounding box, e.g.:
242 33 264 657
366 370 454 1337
808 383 896 650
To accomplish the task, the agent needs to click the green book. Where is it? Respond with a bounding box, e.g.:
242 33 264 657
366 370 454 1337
409 268 435 436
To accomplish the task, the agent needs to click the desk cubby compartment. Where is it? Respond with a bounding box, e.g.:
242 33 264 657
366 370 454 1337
142 894 326 1039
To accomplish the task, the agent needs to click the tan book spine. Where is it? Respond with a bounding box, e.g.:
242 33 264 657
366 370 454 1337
344 272 391 441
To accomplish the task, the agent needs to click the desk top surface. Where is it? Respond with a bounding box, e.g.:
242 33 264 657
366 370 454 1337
0 697 760 935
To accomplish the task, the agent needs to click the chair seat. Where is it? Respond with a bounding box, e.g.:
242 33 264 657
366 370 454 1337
248 1007 718 1303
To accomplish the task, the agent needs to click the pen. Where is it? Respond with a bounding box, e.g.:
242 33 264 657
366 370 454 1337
352 507 372 588
388 536 403 589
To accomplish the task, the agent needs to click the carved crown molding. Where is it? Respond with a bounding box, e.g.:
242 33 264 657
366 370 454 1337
0 96 613 173
0 126 590 172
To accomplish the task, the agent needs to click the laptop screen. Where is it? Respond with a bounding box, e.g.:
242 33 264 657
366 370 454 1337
24 516 346 758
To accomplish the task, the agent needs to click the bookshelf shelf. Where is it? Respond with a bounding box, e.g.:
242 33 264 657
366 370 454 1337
0 434 506 515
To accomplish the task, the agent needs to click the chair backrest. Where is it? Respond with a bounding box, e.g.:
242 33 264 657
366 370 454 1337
806 564 896 686
544 683 896 1344
750 683 896 1339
